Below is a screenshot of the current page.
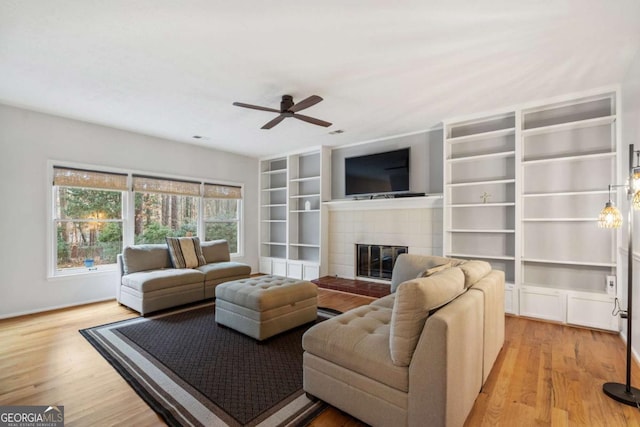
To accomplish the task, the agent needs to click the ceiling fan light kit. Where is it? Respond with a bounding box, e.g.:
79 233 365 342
233 94 332 129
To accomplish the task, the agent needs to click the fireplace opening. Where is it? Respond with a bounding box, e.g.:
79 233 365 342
356 244 408 281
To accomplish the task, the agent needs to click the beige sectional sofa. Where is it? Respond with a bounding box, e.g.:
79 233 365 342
116 239 251 315
302 254 505 427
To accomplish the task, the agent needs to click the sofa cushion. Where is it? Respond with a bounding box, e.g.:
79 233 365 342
459 260 492 289
196 261 251 281
122 268 205 293
370 293 395 309
166 237 207 269
201 239 231 263
302 305 409 392
215 276 317 311
390 267 465 366
390 254 453 293
122 244 172 274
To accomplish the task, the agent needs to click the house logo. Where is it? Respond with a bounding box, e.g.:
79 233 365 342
0 405 64 427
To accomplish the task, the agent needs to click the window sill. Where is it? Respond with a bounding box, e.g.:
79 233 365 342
48 264 118 280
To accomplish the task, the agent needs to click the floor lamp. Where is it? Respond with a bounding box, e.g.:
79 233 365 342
599 144 640 406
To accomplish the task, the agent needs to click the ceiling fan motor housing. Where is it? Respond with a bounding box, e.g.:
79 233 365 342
281 95 294 112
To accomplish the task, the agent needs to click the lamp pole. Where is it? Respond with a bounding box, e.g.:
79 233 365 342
603 144 640 406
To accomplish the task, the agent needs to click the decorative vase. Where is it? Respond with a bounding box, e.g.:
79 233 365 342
305 200 311 211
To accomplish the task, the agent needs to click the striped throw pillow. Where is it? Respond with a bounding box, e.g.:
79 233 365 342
166 237 207 269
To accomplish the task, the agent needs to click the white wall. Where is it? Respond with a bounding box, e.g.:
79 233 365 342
622 51 640 358
0 104 258 318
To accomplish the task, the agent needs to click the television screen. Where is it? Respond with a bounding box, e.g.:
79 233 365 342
345 148 410 197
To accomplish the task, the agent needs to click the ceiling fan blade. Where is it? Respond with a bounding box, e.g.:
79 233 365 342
288 95 323 113
232 102 280 113
292 113 332 128
261 115 286 129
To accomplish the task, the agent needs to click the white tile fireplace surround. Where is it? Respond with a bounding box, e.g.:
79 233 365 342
327 199 443 280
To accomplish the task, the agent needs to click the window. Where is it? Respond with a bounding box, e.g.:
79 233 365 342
204 184 242 254
50 165 245 275
53 167 126 272
133 175 200 244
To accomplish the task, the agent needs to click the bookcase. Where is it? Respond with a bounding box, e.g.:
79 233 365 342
259 147 330 280
519 92 618 329
443 89 620 331
443 112 518 312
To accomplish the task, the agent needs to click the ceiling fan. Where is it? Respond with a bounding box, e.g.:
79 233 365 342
233 95 332 129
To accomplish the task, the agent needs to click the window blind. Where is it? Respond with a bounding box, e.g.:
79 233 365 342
53 167 128 191
132 175 201 196
203 183 242 199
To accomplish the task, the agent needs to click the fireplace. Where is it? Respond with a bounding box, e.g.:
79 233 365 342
356 244 408 281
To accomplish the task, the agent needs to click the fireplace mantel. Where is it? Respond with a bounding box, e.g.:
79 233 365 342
323 194 443 211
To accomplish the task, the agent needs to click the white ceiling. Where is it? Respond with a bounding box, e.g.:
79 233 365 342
1 1 639 158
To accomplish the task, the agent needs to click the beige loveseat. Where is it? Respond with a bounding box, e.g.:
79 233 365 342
116 239 251 315
302 254 505 427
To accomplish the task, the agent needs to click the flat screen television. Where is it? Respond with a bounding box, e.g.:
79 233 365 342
345 148 410 197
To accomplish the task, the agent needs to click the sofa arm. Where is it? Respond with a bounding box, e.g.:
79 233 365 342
408 290 483 427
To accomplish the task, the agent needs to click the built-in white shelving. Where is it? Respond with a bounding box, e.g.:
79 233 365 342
259 147 330 280
443 89 620 331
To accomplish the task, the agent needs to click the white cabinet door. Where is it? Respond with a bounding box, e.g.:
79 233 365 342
287 262 303 280
519 286 566 322
567 292 618 331
259 258 272 275
504 283 518 315
303 264 320 281
272 259 287 277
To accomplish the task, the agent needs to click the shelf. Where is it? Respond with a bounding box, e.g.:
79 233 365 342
448 150 515 163
523 218 597 222
521 258 615 267
261 242 287 246
522 115 616 137
261 204 287 208
522 190 609 198
446 253 515 261
290 243 320 248
324 194 443 211
521 282 610 296
290 193 320 199
261 219 286 223
290 176 320 182
261 187 287 192
446 128 515 144
447 179 515 188
290 209 320 213
261 168 287 175
448 202 515 207
448 229 515 233
522 151 615 165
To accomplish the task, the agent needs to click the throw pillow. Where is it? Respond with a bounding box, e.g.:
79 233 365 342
166 237 207 269
417 262 452 278
459 260 492 288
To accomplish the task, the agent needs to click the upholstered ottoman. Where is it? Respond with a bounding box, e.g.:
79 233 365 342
215 275 318 340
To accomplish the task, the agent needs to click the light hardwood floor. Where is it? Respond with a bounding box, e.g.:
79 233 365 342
1 289 639 426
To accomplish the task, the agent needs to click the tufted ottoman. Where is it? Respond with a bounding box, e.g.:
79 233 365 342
215 275 318 340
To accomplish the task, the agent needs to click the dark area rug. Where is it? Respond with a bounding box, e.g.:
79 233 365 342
80 303 335 427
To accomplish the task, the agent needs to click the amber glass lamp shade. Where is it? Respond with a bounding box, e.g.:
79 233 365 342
598 202 623 229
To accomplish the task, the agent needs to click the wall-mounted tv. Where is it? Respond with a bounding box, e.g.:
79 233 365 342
345 148 410 197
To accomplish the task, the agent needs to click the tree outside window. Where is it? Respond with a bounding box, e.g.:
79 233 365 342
134 193 199 244
204 198 240 253
55 187 123 269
